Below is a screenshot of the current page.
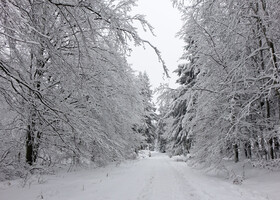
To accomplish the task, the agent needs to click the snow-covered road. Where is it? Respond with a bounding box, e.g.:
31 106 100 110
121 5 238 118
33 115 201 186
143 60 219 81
0 151 278 200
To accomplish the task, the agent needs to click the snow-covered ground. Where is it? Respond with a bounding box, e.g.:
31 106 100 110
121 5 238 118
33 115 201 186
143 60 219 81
1 151 279 200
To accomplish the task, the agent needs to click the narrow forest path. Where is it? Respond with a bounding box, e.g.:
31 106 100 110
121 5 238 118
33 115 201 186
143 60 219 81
0 151 277 200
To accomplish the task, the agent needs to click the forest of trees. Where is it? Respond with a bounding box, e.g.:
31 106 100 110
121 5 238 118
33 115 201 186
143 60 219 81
0 0 159 180
157 0 280 168
1 0 280 182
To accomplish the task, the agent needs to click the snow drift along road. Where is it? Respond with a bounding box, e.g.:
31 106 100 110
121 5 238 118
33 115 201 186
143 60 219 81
0 151 278 200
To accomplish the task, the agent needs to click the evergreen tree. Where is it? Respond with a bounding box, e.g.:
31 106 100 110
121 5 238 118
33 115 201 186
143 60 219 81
164 0 280 168
156 34 200 156
137 72 157 149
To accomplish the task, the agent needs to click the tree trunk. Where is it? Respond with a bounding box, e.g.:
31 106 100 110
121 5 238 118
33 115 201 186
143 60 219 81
244 141 252 159
26 125 33 165
26 111 41 165
269 138 274 160
233 143 239 163
274 137 280 158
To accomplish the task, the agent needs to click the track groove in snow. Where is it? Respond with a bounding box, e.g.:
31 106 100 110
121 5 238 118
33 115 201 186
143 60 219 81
0 151 278 200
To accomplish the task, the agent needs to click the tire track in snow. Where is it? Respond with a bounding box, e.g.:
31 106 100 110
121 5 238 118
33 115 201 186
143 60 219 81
169 159 269 200
137 175 154 200
168 159 202 200
137 153 202 200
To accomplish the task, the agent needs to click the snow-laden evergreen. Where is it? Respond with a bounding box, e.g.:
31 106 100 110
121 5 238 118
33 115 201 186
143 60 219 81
136 72 157 149
158 0 280 169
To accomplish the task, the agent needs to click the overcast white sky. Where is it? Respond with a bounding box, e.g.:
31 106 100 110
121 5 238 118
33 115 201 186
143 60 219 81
127 0 184 90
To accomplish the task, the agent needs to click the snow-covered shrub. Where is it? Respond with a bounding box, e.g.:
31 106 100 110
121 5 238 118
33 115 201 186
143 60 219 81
251 159 280 171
